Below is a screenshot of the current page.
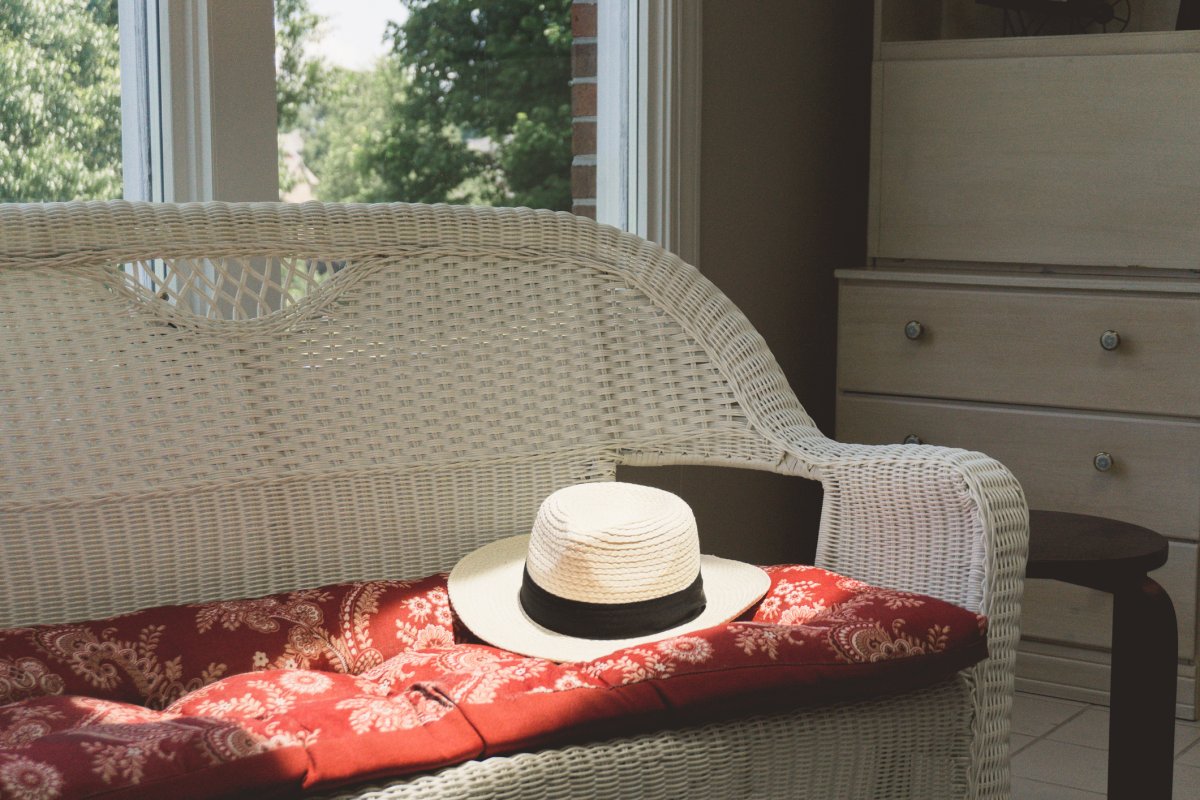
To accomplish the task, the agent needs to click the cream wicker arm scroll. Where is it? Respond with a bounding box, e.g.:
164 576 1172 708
781 435 1028 800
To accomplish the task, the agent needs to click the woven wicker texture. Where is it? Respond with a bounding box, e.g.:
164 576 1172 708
0 201 1028 799
311 678 974 800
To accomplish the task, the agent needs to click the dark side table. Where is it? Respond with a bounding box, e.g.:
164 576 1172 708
1027 510 1177 800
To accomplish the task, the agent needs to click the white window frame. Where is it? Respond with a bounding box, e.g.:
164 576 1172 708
119 0 279 203
597 0 701 266
120 0 688 238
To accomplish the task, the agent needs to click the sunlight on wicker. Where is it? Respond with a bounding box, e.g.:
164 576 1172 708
0 201 1028 800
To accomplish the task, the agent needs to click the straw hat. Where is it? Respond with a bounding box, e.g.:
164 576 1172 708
448 482 771 662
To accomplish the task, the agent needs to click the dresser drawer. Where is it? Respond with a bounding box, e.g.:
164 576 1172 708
837 282 1200 417
836 394 1200 542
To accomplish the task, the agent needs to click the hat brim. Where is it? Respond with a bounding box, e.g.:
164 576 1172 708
448 535 772 663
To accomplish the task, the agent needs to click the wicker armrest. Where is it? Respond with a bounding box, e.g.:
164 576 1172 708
785 439 1026 613
780 434 1027 798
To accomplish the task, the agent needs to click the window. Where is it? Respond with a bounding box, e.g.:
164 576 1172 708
275 0 574 211
585 0 701 264
0 0 693 242
120 0 279 203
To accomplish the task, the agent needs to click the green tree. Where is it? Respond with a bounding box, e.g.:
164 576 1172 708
299 64 394 203
0 0 121 201
275 0 327 196
275 0 325 132
310 0 571 209
383 0 572 208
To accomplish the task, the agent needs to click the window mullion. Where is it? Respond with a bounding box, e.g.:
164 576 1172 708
597 0 701 266
118 0 157 202
158 0 215 203
121 0 278 204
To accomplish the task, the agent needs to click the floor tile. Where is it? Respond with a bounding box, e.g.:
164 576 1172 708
1176 722 1200 755
1012 693 1087 737
1011 777 1105 799
1011 733 1036 755
1179 739 1200 768
1175 763 1200 800
1048 707 1200 755
1012 739 1108 794
1047 707 1108 750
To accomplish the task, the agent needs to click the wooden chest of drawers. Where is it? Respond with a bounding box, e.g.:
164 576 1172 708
836 271 1200 717
850 7 1200 718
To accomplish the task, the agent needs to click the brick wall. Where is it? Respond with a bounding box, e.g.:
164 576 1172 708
570 0 597 219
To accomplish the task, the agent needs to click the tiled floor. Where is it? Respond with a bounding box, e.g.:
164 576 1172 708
1011 691 1200 799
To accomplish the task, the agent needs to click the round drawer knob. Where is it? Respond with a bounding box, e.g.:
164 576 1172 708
903 434 923 445
1093 452 1114 472
1100 330 1121 351
904 320 924 340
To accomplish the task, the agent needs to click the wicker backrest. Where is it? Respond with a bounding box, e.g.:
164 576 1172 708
0 202 819 627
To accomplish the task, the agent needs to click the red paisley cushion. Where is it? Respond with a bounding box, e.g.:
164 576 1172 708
0 566 988 797
0 573 456 709
0 694 310 800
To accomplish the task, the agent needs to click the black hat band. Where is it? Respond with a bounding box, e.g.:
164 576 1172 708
518 565 707 640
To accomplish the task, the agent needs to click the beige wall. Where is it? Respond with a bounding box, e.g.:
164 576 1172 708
621 1 873 565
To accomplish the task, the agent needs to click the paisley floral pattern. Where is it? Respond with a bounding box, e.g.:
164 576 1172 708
0 754 64 800
0 565 987 798
0 696 281 799
0 573 453 709
0 657 64 707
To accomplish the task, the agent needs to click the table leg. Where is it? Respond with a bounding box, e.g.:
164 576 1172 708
1107 575 1176 800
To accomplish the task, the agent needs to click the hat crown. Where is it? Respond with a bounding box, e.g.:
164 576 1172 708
525 482 701 604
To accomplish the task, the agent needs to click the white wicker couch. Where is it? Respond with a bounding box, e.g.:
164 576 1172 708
0 201 1027 799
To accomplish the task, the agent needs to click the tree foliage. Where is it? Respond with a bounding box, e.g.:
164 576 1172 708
0 0 121 201
309 0 572 210
298 65 395 203
0 0 571 207
391 0 571 142
275 0 325 132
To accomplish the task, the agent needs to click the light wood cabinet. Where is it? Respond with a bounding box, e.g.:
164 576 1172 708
872 44 1200 270
838 282 1200 416
838 2 1200 719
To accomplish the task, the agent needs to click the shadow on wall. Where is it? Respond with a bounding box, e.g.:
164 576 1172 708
647 1 872 567
619 466 822 566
